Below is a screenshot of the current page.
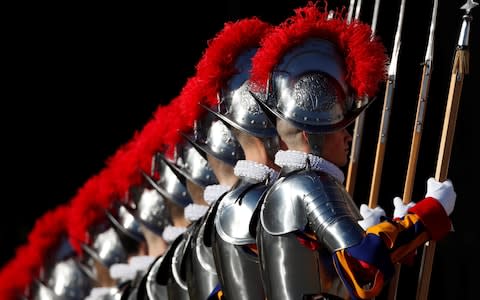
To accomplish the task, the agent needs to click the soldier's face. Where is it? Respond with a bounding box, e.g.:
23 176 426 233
321 128 352 167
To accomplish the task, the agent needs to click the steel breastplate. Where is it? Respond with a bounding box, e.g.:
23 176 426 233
257 230 349 300
216 179 269 245
260 169 363 252
213 230 265 300
154 233 190 300
185 219 219 300
133 256 167 300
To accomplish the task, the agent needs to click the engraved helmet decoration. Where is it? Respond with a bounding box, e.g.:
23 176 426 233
249 4 387 133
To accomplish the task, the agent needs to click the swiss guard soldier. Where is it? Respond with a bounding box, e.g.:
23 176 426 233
249 3 456 299
109 180 170 300
143 149 193 300
166 140 220 299
193 17 278 300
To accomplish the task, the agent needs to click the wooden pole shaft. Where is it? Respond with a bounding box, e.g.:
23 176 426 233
368 79 394 208
416 49 467 300
346 111 366 196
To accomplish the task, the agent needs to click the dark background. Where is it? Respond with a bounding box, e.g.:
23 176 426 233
2 0 478 299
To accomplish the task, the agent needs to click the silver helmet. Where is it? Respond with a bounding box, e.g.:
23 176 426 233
256 38 372 133
106 203 145 243
203 49 277 138
143 152 192 208
81 226 128 269
30 280 60 300
182 114 244 166
167 141 218 188
45 257 93 300
38 235 76 283
128 186 170 236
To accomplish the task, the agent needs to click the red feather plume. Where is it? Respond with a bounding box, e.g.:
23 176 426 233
195 17 272 107
0 205 70 299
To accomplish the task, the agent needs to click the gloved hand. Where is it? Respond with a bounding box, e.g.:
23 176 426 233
393 197 416 219
358 204 386 230
425 177 456 215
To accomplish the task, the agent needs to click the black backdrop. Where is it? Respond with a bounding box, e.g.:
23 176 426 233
2 0 478 299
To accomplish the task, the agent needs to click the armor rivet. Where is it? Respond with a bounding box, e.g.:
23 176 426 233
251 120 255 124
182 192 187 196
262 121 266 125
304 117 308 121
206 175 210 179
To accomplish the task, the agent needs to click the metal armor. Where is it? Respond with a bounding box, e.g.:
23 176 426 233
255 39 372 134
107 203 145 246
183 116 244 167
130 187 170 236
144 256 168 300
258 169 364 299
31 280 60 300
144 153 192 208
82 227 128 270
46 257 93 300
169 142 218 188
185 216 219 300
213 178 269 300
155 233 190 300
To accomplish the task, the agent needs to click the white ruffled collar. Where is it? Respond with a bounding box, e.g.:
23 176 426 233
203 184 231 205
184 203 209 222
234 160 278 183
274 150 345 183
162 225 187 243
109 255 155 281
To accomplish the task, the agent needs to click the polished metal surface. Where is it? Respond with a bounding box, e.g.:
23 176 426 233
213 231 265 300
215 179 268 245
206 49 277 139
168 237 190 300
185 219 219 300
153 235 189 299
135 188 170 235
257 39 371 133
258 230 349 300
82 227 128 268
257 169 364 299
107 204 145 243
47 257 93 300
145 155 192 208
184 117 244 166
260 170 363 251
171 142 218 188
32 280 60 300
145 256 168 300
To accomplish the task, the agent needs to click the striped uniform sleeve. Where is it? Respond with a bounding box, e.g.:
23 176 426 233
332 197 452 299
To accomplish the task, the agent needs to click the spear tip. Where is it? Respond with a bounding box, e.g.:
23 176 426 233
461 0 478 14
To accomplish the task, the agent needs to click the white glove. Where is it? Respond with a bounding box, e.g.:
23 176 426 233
425 177 456 215
358 204 386 230
393 197 416 219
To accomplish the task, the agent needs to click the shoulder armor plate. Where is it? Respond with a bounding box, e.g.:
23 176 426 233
261 170 361 237
216 179 269 244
